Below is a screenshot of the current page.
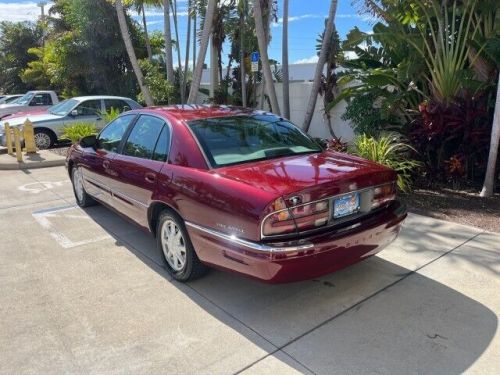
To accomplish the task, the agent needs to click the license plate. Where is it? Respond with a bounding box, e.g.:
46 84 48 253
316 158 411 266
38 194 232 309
333 193 360 219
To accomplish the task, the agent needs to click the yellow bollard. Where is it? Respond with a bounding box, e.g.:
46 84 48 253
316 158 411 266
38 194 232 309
13 127 22 163
4 123 13 155
23 119 37 154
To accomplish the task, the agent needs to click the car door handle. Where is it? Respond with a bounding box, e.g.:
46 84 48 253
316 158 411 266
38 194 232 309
145 172 156 183
103 160 110 169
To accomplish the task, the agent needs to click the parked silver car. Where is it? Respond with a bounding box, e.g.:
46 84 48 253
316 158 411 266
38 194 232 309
0 95 142 149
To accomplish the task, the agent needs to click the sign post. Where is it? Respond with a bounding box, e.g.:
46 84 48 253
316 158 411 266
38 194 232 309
251 52 260 107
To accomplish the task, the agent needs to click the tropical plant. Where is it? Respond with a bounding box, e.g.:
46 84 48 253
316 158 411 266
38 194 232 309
163 0 175 84
139 59 175 104
303 0 338 132
350 133 420 192
100 107 121 123
282 0 290 117
61 122 97 144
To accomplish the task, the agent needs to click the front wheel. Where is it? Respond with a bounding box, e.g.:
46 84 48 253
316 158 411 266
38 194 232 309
157 211 208 281
71 166 96 207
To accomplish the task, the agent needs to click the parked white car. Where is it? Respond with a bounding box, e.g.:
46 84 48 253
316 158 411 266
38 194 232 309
0 95 142 149
0 91 60 119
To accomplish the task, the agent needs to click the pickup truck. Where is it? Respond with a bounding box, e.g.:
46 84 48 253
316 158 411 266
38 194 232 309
0 91 59 119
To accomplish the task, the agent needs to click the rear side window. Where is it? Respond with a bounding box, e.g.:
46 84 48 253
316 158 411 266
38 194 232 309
98 114 135 152
152 124 171 162
123 115 165 160
104 99 132 113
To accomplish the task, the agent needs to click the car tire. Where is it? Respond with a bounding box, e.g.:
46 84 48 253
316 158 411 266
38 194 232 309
157 210 208 281
34 128 55 149
71 166 96 207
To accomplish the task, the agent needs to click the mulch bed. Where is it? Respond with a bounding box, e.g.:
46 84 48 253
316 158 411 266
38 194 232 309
400 185 500 233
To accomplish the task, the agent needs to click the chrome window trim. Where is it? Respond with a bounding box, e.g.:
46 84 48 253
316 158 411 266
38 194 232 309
185 221 314 253
260 182 394 240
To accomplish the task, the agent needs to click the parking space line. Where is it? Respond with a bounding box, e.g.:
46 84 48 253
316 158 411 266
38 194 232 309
32 205 110 249
233 231 484 375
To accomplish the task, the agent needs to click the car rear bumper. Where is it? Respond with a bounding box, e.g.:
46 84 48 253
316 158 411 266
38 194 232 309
186 201 407 283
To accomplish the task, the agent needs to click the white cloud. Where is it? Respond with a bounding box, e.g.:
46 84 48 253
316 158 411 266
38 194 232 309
293 55 318 64
272 14 324 27
272 13 378 27
0 2 53 22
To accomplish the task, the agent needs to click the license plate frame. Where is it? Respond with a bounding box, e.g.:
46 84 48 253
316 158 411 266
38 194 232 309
333 192 360 219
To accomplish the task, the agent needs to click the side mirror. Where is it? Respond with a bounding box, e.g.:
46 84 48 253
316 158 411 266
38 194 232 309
71 109 79 117
79 134 98 149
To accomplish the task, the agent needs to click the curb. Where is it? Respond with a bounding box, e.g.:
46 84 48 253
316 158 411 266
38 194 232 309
0 158 65 170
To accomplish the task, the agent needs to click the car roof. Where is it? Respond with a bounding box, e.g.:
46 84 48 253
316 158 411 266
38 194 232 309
70 95 135 102
135 105 274 122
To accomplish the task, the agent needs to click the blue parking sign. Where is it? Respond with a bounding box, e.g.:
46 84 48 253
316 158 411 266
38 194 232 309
251 52 260 62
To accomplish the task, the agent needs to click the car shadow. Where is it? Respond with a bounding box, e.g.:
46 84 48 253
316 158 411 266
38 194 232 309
83 205 498 374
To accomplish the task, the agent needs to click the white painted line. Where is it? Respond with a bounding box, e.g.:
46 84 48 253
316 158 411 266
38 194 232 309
32 205 110 249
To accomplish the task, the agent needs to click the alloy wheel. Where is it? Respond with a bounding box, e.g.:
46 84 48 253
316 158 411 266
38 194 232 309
160 219 187 271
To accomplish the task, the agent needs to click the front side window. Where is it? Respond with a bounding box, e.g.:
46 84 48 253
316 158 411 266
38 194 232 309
98 114 135 152
187 115 322 167
16 92 34 105
123 115 165 159
75 100 102 116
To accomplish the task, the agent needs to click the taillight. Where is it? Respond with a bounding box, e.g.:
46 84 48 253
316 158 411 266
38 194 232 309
371 183 396 209
261 197 330 237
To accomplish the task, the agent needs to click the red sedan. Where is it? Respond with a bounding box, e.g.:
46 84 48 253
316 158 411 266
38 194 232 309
66 106 406 283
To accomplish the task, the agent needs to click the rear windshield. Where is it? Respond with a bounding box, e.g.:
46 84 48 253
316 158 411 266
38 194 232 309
187 115 322 168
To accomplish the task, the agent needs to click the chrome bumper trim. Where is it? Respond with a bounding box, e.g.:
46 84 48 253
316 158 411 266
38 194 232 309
185 222 314 253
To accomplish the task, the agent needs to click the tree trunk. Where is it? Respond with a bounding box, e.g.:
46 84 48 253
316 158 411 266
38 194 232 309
239 6 247 107
188 0 216 103
115 0 154 106
210 36 218 97
253 0 280 115
193 9 197 74
480 72 500 197
163 0 175 84
170 0 184 102
141 5 153 62
182 0 192 104
282 0 290 118
302 0 337 132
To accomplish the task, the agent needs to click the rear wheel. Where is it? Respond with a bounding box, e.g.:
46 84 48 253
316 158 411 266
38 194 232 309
157 211 208 281
71 166 96 207
34 128 55 149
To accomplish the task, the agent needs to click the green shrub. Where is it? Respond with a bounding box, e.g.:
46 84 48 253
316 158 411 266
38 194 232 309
350 133 420 192
61 122 97 144
100 107 120 123
138 59 175 105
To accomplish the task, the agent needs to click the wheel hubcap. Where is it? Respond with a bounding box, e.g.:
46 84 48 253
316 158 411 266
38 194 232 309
73 168 84 202
34 133 51 149
161 220 187 272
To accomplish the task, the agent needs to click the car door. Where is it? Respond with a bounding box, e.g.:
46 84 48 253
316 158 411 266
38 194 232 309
63 99 104 133
80 114 137 205
107 114 171 228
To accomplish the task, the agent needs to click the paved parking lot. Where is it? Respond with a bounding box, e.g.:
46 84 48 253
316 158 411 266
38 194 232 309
0 166 499 374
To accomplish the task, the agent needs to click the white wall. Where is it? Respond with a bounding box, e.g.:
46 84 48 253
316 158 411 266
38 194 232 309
197 81 355 143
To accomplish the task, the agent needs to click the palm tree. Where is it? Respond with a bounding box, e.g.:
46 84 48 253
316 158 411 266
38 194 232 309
163 0 175 83
135 0 162 62
115 0 154 106
181 0 193 104
188 0 217 103
282 0 290 118
170 0 184 101
302 0 337 132
480 71 500 197
238 0 247 107
253 0 280 115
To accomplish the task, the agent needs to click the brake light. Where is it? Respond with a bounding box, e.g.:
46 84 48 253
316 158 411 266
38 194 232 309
262 197 330 237
371 183 396 209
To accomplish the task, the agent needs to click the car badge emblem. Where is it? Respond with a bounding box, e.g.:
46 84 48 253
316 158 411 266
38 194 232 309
289 196 302 206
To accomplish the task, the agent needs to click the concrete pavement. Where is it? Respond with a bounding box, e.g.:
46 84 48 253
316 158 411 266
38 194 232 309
0 166 498 374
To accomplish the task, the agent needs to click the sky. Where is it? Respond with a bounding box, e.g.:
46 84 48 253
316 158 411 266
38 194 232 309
0 0 375 65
